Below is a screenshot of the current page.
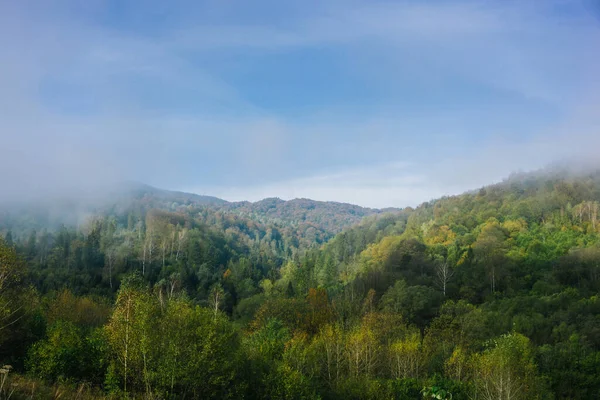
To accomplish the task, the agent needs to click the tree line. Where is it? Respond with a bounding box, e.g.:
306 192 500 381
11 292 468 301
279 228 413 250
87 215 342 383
1 168 600 398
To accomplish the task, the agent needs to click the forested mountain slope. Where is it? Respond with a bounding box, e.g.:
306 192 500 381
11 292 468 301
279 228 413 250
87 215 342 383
1 167 600 399
0 182 397 301
269 166 600 398
223 197 384 234
0 182 225 236
320 166 600 261
0 182 391 248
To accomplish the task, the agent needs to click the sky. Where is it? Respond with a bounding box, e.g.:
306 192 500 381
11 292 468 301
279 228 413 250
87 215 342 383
1 0 599 208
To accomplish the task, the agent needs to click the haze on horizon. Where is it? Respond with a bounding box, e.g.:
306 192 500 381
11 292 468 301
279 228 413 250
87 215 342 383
1 0 599 209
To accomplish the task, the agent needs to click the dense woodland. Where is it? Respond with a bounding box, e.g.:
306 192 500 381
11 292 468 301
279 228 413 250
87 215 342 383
1 167 600 399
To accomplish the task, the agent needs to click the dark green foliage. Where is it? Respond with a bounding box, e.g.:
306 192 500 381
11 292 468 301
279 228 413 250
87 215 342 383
26 321 107 384
2 168 600 398
381 280 443 327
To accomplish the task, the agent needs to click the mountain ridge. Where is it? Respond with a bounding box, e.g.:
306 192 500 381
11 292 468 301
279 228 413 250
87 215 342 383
3 165 600 398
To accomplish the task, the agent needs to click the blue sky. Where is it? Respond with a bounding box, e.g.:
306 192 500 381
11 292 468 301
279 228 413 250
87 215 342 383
1 0 599 207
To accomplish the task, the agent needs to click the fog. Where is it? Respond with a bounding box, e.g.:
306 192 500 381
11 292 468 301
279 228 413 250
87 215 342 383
1 1 600 208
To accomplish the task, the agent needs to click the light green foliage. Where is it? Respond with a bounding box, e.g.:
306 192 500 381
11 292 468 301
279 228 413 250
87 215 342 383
472 333 547 400
27 321 106 384
248 318 291 361
104 274 157 394
105 275 244 398
3 168 600 398
390 331 422 379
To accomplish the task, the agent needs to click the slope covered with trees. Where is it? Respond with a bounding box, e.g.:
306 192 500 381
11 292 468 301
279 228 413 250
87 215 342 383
0 182 391 264
222 197 387 235
0 183 395 307
1 167 600 399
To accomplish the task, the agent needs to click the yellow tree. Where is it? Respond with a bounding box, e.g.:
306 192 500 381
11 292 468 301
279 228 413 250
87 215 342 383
444 346 470 382
390 331 422 379
311 324 346 386
472 333 542 400
346 322 380 378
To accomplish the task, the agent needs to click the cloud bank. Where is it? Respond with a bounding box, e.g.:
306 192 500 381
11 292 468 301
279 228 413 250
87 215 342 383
0 0 599 207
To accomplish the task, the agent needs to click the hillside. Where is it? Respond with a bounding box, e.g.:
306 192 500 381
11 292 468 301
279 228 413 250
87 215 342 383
318 165 600 274
2 166 600 398
221 197 384 237
274 166 600 398
0 182 226 235
0 182 392 243
0 182 398 301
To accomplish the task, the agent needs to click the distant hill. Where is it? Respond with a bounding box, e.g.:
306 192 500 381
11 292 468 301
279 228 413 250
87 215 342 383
0 181 227 236
221 197 386 235
113 181 227 206
114 185 391 236
0 181 398 254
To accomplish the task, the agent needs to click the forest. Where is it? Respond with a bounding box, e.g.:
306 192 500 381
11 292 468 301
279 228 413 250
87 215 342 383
1 167 600 399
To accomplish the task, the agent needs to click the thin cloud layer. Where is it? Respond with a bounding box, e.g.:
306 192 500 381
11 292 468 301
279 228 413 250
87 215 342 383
0 1 599 207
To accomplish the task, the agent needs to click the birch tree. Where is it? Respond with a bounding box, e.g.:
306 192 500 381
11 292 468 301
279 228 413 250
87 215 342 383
472 333 540 400
105 275 157 394
435 261 454 296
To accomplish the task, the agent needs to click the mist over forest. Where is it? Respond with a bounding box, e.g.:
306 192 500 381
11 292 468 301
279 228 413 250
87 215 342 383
2 165 600 399
2 0 600 399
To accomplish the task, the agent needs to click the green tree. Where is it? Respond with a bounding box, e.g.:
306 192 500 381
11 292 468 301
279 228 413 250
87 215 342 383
27 321 107 384
380 280 442 327
0 237 31 348
104 274 157 394
473 220 509 294
472 333 547 400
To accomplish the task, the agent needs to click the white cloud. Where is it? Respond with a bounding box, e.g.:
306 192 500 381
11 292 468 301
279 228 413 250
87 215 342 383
1 0 600 208
193 105 600 208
